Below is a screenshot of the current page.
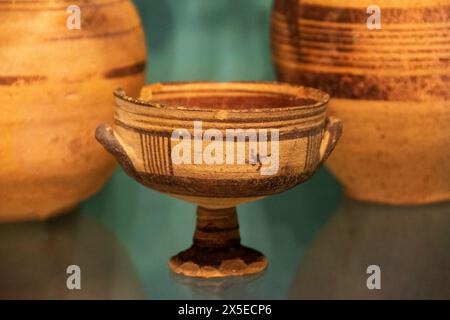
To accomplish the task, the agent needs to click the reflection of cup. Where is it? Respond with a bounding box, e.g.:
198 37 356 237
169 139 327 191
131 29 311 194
96 82 342 278
0 212 146 299
289 198 450 299
170 271 265 299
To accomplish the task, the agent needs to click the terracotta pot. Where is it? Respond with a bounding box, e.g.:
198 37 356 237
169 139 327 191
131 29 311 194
271 0 450 204
0 0 147 221
96 82 342 278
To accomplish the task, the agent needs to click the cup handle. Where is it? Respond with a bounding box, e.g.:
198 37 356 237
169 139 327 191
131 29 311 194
319 117 343 165
95 123 138 178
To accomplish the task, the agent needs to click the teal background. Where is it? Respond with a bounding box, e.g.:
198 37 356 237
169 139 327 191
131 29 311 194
80 0 342 299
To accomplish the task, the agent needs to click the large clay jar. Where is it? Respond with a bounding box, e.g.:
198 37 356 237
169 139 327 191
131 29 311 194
271 0 450 204
0 0 147 221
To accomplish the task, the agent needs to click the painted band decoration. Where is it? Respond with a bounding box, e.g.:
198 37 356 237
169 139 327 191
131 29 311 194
272 1 450 101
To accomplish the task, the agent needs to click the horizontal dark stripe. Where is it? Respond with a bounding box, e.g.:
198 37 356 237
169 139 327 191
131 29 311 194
196 226 239 233
45 26 138 41
191 239 241 248
293 28 450 40
288 33 450 47
0 75 46 86
293 59 450 71
103 61 146 79
274 67 450 101
114 118 324 141
0 0 126 11
272 29 450 44
134 171 317 198
274 3 450 24
274 47 448 64
117 106 326 124
273 52 450 70
273 39 450 55
272 13 450 33
0 0 118 2
133 117 324 131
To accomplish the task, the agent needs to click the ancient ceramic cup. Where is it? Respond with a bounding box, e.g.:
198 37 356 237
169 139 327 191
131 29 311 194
0 0 146 221
96 82 342 278
271 0 450 204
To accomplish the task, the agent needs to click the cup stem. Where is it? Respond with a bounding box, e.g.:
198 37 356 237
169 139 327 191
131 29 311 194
169 206 268 278
193 207 241 248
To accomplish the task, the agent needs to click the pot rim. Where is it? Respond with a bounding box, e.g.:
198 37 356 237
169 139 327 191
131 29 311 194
113 81 330 113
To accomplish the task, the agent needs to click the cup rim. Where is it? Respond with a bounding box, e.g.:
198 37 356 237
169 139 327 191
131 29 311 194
114 81 329 113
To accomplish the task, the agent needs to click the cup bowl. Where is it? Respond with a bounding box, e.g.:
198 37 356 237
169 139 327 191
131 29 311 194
96 82 341 208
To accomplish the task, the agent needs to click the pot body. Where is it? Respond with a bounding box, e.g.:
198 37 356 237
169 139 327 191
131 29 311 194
0 0 147 221
271 0 450 204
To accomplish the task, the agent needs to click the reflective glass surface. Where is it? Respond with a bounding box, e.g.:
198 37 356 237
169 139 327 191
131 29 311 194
1 181 448 299
1 0 448 300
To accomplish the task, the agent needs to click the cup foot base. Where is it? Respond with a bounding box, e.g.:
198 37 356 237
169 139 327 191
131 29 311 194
169 244 268 278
